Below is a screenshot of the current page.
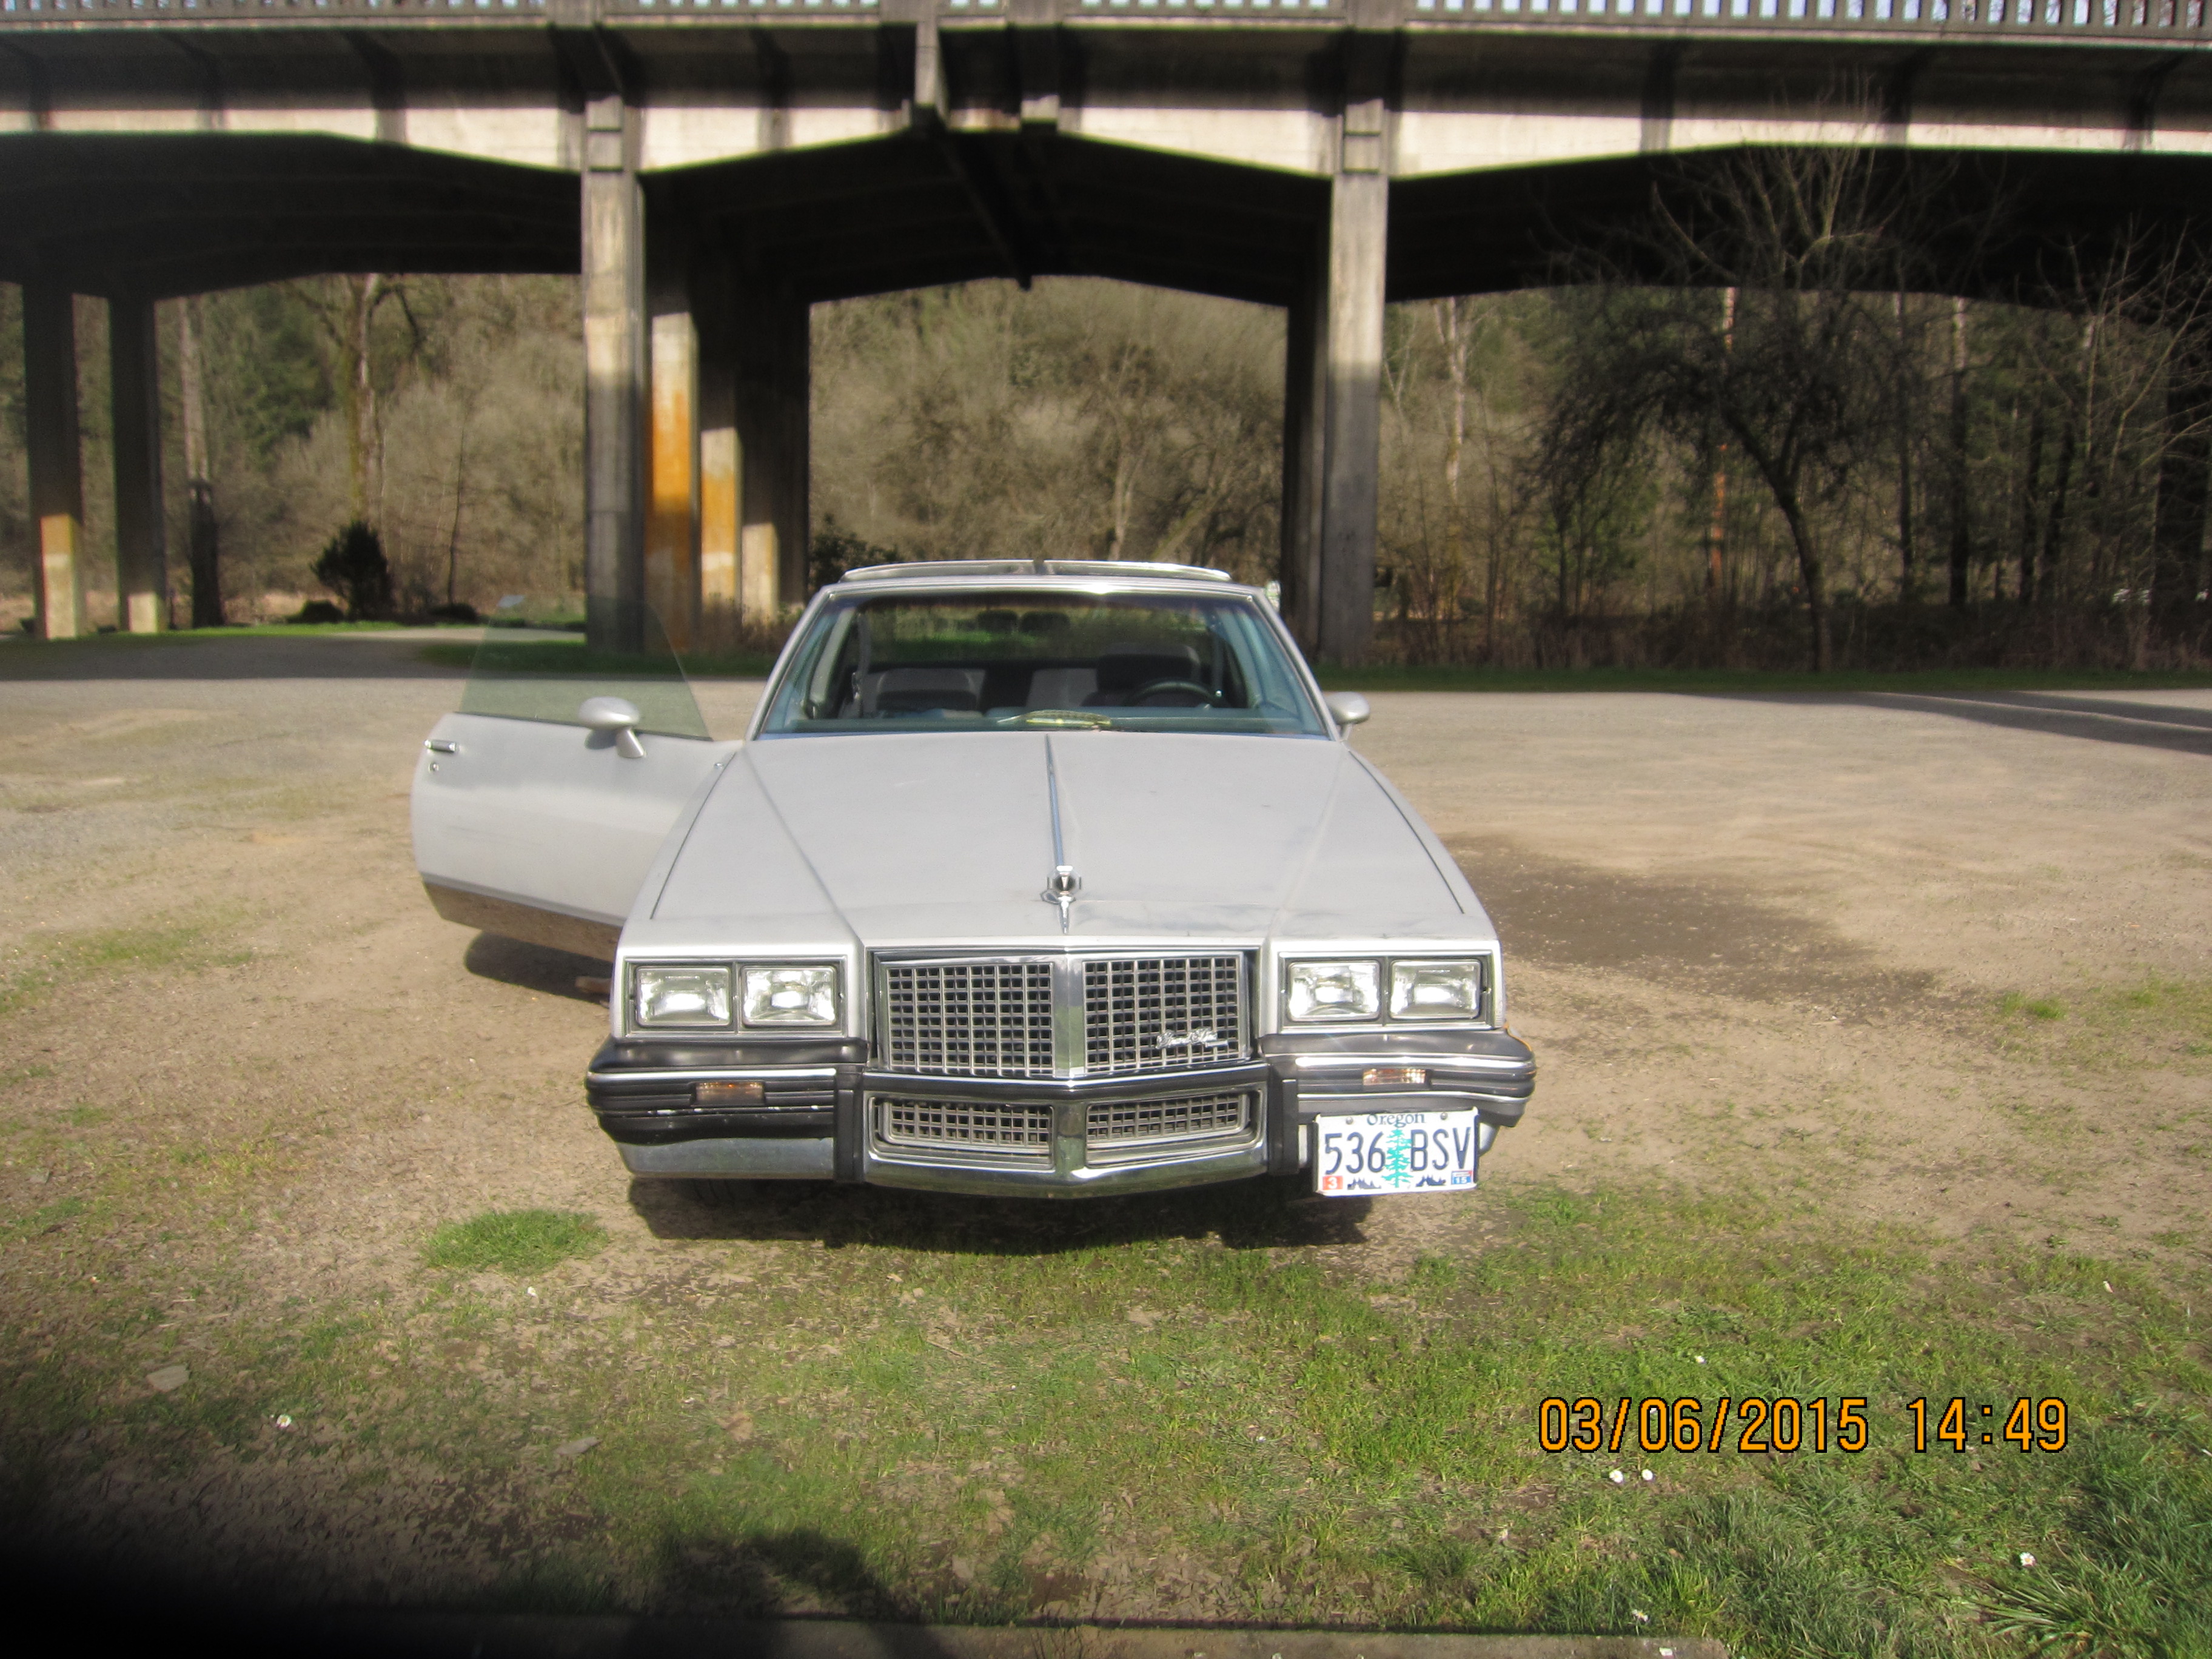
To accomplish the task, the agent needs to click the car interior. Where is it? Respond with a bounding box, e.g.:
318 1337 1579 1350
770 590 1327 734
849 640 1242 719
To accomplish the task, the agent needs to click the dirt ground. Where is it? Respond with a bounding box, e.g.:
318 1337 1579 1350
1 637 2207 1609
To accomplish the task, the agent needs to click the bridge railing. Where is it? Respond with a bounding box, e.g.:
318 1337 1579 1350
1 0 2204 38
1403 0 2210 41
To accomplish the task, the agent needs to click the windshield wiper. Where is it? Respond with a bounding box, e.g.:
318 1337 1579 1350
999 708 1115 729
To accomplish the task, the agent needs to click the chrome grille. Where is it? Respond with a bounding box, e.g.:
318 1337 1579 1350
876 1097 1054 1158
1086 1090 1255 1149
1083 955 1245 1076
882 959 1055 1078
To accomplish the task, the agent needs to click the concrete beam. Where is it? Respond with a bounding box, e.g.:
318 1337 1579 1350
582 94 647 654
22 281 87 642
109 293 169 633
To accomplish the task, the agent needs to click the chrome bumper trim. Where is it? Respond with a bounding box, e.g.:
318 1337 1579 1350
862 1137 1269 1198
1297 1089 1520 1114
1291 1051 1528 1073
588 1066 839 1085
618 1137 835 1179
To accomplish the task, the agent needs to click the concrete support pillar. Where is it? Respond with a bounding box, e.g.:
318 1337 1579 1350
109 294 169 633
1316 170 1387 663
645 241 700 653
23 283 87 641
1279 142 1388 662
1280 283 1327 649
696 263 742 634
581 94 648 654
733 286 812 611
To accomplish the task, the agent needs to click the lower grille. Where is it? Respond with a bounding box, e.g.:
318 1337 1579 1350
875 1096 1054 1159
1087 1090 1256 1152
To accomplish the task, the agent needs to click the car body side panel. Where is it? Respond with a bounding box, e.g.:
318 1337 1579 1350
412 711 736 945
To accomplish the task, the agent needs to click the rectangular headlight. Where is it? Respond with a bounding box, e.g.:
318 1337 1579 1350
742 964 840 1028
633 964 732 1028
1390 959 1484 1022
1285 960 1382 1023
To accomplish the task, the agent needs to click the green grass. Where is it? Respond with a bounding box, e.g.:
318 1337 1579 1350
17 623 2209 695
1983 1432 2212 1658
0 917 252 1018
4 1197 87 1239
1310 664 2212 694
13 1185 2194 1659
415 639 780 678
6 1176 2208 1655
1 620 438 648
1997 977 2212 1072
423 1208 608 1275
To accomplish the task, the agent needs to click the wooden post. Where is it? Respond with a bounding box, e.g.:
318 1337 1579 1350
582 93 647 654
110 294 169 633
24 283 87 642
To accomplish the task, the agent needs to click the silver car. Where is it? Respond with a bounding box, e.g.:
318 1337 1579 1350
412 560 1533 1199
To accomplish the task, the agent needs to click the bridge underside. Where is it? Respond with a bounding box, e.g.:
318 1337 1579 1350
10 11 2212 656
15 127 2211 307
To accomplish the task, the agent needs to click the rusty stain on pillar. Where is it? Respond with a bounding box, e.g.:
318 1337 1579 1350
695 270 740 634
583 93 647 655
646 241 700 653
110 293 169 633
24 282 87 641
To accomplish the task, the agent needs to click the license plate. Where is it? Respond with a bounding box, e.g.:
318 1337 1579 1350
1313 1110 1480 1196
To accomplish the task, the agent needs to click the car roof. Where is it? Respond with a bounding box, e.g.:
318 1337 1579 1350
836 559 1237 586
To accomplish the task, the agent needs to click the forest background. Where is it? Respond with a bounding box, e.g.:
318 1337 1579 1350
4 149 2210 670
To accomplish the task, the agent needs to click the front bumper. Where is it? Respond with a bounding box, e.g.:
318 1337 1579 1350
586 1028 1535 1198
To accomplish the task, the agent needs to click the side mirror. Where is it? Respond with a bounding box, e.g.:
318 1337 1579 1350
578 695 648 759
1325 691 1371 731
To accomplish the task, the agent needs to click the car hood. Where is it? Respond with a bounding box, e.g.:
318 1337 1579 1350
646 730 1489 950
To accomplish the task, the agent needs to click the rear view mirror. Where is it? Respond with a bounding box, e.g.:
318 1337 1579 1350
578 695 648 759
1325 692 1371 729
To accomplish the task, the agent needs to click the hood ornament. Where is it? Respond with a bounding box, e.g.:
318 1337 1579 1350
1041 738 1081 933
1044 864 1081 933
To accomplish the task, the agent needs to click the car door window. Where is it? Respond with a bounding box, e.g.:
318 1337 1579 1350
460 600 710 738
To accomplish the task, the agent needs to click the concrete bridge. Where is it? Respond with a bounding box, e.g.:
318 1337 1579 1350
6 1 2212 657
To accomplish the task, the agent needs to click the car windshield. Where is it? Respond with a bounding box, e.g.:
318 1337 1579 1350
757 588 1328 737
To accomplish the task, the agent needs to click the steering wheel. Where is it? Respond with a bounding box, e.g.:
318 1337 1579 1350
1126 679 1221 708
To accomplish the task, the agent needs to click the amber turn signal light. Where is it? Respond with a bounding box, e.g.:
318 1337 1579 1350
1361 1067 1427 1087
694 1079 766 1105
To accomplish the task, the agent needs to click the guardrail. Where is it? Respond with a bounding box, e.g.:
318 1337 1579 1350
0 0 2203 40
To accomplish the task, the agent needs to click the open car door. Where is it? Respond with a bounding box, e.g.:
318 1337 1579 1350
411 605 737 961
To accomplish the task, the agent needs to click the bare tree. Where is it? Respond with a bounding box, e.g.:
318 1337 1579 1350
287 274 417 526
1551 142 1977 668
176 295 224 627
